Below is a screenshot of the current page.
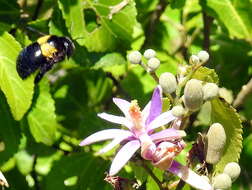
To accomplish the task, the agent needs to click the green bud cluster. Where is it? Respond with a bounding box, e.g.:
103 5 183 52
197 50 209 63
171 105 185 117
189 50 209 66
206 123 226 164
147 57 160 72
189 55 200 65
213 173 232 189
144 49 156 59
203 82 219 101
159 72 177 94
183 79 203 111
211 162 241 189
127 51 142 64
224 162 241 182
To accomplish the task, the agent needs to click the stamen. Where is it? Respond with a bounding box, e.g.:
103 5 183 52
129 100 143 131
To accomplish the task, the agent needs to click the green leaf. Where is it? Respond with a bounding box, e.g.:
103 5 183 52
146 167 163 190
121 66 156 104
0 31 34 121
49 5 69 36
58 0 86 40
27 79 57 145
92 53 127 77
80 0 138 52
41 153 110 190
211 98 243 172
0 92 21 165
170 0 186 9
191 66 219 84
202 0 252 40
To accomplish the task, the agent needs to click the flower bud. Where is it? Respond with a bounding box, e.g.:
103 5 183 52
206 123 226 164
184 79 203 111
213 173 232 190
223 162 241 182
128 51 142 64
159 72 177 94
189 55 200 65
197 50 209 63
203 83 219 101
171 105 185 117
147 57 160 72
144 49 156 59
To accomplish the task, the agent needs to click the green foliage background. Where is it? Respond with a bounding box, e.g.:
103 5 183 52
0 0 251 189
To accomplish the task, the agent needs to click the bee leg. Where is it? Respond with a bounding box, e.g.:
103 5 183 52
35 63 53 83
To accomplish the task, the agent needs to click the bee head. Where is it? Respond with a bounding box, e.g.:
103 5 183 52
61 37 75 58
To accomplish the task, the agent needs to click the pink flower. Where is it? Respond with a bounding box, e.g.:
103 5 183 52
80 86 184 175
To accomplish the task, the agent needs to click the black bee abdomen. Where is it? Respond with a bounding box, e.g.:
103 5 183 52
16 43 46 79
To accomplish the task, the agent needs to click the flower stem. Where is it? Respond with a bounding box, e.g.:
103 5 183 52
141 160 168 190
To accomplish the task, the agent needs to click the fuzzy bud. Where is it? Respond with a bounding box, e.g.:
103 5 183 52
189 55 200 65
171 105 185 117
206 123 226 164
223 162 241 182
147 57 160 72
213 173 232 190
203 83 219 101
128 51 142 64
159 72 177 94
144 49 156 59
197 50 209 63
184 79 203 111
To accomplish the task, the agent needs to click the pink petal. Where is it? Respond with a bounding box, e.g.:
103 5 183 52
145 86 162 125
97 134 132 154
98 113 132 129
113 98 131 118
109 140 140 176
147 111 176 131
79 129 132 146
142 101 151 122
150 128 186 143
168 161 212 190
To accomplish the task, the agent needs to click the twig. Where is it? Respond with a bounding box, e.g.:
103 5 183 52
233 78 252 108
32 0 43 20
175 180 185 190
202 12 213 67
202 12 213 52
143 0 168 47
108 0 129 19
31 155 40 190
141 161 167 190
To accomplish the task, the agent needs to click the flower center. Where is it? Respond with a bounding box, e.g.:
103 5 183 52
129 100 144 133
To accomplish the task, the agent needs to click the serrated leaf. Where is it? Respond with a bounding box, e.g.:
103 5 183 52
191 66 219 84
0 92 21 165
27 79 57 145
202 0 252 40
58 0 86 40
211 98 243 172
79 0 138 52
0 31 34 120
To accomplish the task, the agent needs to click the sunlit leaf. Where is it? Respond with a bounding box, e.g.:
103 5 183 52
202 0 252 40
0 31 34 121
27 79 57 145
58 0 86 40
211 98 243 172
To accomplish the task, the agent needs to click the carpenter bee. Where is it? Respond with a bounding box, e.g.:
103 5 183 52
16 35 75 83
